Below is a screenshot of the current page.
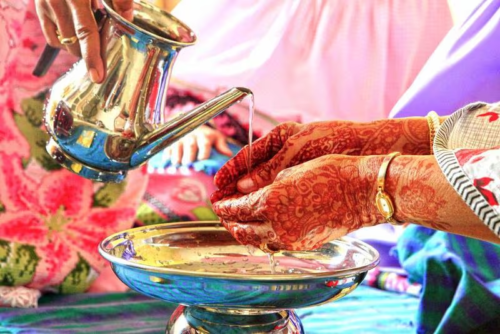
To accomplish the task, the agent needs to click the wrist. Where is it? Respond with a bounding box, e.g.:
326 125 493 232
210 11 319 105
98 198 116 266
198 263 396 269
359 118 431 156
359 155 390 226
383 155 407 223
384 155 431 224
365 154 408 226
400 117 432 155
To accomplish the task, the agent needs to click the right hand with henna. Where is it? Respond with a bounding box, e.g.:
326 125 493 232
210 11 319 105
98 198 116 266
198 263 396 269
35 0 134 83
212 118 431 200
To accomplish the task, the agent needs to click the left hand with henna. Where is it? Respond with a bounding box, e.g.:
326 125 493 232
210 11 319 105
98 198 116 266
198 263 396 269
213 154 384 251
213 154 499 251
213 118 432 201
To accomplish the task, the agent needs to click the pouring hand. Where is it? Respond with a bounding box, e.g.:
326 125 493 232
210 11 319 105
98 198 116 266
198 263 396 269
212 155 384 251
163 125 233 166
35 0 134 83
212 118 430 198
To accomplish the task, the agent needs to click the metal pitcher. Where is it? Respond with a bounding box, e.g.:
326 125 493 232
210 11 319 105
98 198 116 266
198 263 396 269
44 0 251 182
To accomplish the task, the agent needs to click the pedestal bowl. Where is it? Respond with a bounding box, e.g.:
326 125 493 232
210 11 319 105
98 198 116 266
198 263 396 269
99 221 379 333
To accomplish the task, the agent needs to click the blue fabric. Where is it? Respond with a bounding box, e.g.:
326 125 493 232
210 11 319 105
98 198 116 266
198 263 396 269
147 142 241 176
394 225 500 333
387 1 500 332
0 286 419 333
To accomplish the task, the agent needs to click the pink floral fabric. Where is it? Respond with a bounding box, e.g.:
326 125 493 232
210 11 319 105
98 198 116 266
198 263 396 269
434 102 500 237
0 1 148 307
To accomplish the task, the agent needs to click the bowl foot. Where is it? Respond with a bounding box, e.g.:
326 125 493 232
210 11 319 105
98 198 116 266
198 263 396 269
166 305 304 333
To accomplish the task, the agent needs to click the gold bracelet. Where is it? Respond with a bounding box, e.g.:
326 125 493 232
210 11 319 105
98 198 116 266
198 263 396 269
375 152 403 226
426 111 440 154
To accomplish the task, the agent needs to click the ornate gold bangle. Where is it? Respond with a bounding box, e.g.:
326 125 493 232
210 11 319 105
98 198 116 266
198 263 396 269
426 111 440 154
375 152 403 226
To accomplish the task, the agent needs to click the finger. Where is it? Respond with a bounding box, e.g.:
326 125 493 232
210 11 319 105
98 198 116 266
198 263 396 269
221 220 265 249
170 141 183 166
214 122 297 190
236 147 291 194
214 136 233 157
222 220 288 251
67 0 104 83
182 135 198 165
237 147 307 194
196 135 212 161
161 147 172 166
211 187 240 204
212 190 266 222
112 0 134 21
38 13 62 48
46 0 81 57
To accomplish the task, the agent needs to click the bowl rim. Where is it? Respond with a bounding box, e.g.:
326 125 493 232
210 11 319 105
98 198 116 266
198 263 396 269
98 221 380 281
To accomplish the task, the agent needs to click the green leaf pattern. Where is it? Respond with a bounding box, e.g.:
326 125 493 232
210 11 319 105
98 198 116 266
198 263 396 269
14 96 61 170
58 256 97 294
136 203 167 225
192 206 219 221
92 182 127 208
0 240 40 286
1 93 132 294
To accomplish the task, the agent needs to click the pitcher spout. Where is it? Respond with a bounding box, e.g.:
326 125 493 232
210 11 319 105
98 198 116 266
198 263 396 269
132 87 253 167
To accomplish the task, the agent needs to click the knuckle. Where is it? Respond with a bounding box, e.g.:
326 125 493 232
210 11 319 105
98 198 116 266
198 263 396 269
257 201 271 221
275 169 286 180
113 0 132 6
46 38 60 48
47 0 59 8
75 25 96 41
197 136 211 145
183 136 196 145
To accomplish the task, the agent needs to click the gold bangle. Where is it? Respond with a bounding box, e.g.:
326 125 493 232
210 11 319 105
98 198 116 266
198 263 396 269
426 111 440 154
375 152 403 226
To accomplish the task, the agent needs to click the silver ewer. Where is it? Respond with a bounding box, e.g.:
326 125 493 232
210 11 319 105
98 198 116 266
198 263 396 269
44 0 252 182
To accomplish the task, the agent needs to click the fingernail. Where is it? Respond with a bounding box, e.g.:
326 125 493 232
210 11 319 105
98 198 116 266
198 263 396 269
89 68 101 83
237 177 255 192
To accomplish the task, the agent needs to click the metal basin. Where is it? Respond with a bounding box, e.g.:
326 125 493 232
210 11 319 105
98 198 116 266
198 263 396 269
99 221 379 333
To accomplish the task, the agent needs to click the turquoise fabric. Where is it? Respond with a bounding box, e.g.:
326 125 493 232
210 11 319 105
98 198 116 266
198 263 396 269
0 286 418 333
147 142 241 176
394 225 500 333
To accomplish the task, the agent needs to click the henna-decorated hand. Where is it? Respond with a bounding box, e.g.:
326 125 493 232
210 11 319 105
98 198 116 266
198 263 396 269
213 118 430 199
212 155 386 251
214 149 498 250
